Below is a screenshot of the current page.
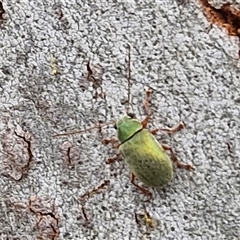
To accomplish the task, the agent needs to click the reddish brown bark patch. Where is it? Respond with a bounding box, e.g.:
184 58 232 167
12 196 60 240
1 127 33 181
199 0 240 37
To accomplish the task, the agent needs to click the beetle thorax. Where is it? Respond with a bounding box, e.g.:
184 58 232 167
116 116 142 143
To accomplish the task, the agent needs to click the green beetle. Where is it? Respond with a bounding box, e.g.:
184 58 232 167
117 115 173 187
103 93 192 197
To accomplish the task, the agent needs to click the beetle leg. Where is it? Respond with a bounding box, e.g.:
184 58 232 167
161 144 193 170
150 122 185 135
141 88 153 128
103 138 121 164
130 173 152 200
105 153 122 164
141 116 150 128
102 138 120 148
158 122 185 133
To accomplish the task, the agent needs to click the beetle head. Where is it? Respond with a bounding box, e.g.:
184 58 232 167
114 113 136 130
116 115 142 143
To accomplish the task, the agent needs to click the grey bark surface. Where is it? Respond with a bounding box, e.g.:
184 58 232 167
0 0 240 239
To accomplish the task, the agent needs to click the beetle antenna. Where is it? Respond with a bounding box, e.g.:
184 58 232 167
126 43 132 114
52 120 116 137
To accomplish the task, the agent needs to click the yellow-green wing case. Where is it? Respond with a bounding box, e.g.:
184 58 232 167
119 129 173 187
